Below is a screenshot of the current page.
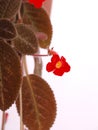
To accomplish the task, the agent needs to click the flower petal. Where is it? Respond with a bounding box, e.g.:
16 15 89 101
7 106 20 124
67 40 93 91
46 62 55 72
61 56 66 62
53 68 65 76
61 56 71 72
29 0 45 8
63 62 71 72
51 54 60 64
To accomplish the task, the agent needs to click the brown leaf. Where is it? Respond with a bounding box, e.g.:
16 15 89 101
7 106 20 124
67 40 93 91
23 2 52 49
0 0 22 18
16 74 56 130
13 24 38 55
0 19 17 40
0 40 22 111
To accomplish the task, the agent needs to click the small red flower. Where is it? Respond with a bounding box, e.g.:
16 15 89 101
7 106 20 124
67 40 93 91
28 0 45 8
46 54 71 76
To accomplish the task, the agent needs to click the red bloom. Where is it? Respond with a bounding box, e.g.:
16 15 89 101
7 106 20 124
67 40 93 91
29 0 45 8
46 54 71 76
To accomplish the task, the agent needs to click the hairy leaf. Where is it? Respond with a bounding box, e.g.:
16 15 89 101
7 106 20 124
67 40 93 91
16 74 56 130
0 0 22 18
0 19 17 40
0 40 22 111
23 2 52 48
13 24 38 55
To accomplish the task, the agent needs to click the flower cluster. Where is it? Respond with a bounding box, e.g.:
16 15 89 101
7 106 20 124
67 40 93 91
28 0 46 8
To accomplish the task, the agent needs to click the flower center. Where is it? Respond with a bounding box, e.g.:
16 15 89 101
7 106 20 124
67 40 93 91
56 61 62 68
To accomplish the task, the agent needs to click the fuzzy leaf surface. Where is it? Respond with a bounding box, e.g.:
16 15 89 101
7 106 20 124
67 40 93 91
0 40 22 111
0 0 22 18
0 19 17 40
23 2 52 48
16 74 56 130
13 24 38 55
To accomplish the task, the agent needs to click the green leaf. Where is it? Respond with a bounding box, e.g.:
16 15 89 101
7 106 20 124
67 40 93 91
16 74 56 130
0 0 22 18
13 24 38 55
0 40 22 111
23 2 52 49
0 18 17 40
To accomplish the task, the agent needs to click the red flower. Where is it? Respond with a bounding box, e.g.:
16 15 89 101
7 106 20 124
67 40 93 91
46 54 71 76
28 0 45 8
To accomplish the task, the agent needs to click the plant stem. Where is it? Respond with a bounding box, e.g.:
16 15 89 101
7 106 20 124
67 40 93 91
33 54 49 57
23 56 41 129
19 87 24 130
1 111 5 130
17 10 22 23
33 49 43 76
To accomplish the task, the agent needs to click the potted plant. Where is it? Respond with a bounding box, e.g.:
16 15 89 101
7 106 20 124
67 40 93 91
0 0 70 129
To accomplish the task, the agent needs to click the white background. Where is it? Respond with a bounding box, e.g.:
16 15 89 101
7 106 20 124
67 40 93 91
0 0 98 130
